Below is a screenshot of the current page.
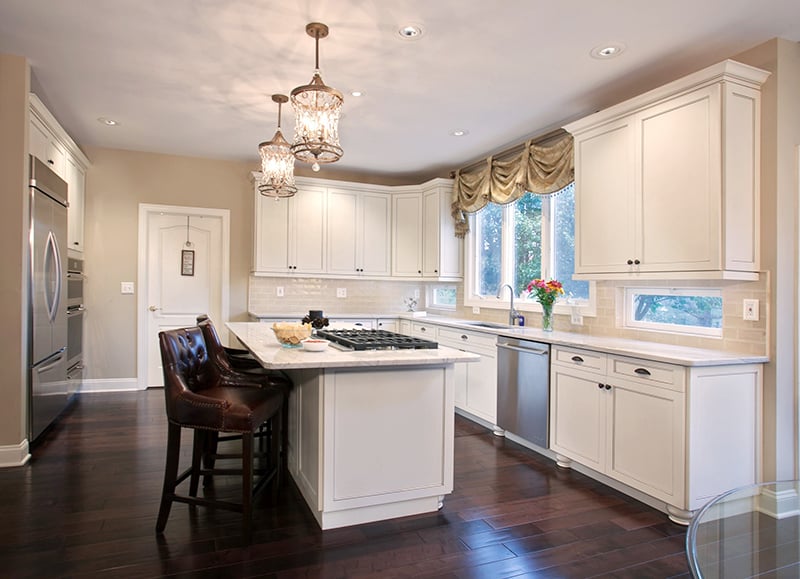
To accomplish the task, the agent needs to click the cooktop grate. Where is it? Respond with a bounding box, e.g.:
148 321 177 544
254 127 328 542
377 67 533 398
315 329 438 351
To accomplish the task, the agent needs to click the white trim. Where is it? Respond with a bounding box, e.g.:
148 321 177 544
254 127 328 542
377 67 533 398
136 204 230 390
79 378 141 393
0 440 31 468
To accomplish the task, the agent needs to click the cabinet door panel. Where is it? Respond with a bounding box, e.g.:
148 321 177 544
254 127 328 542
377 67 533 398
465 350 497 423
327 189 359 275
65 155 86 252
550 370 604 470
254 196 290 272
392 194 422 276
639 85 720 271
422 190 440 276
292 187 327 273
361 193 391 275
574 119 636 273
607 381 684 505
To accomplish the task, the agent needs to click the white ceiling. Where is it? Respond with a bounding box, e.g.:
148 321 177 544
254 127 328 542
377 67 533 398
1 0 798 182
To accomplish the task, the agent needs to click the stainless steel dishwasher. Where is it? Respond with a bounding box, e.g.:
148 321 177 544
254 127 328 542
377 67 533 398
496 336 551 448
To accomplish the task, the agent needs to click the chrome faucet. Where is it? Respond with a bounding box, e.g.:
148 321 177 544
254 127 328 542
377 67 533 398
496 283 520 326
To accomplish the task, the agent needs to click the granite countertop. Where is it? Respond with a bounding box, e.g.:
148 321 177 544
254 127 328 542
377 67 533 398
227 322 479 370
246 312 768 367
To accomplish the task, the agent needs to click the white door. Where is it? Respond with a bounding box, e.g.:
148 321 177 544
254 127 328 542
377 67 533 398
138 204 229 388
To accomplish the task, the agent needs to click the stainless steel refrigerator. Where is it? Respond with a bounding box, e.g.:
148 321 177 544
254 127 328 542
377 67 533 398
29 155 71 442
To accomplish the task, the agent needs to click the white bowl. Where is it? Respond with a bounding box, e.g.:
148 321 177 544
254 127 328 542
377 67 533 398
301 338 330 352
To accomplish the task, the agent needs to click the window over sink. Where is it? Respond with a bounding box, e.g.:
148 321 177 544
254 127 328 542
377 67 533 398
464 182 594 313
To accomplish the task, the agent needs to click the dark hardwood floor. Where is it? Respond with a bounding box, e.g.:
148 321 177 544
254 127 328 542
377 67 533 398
0 390 690 578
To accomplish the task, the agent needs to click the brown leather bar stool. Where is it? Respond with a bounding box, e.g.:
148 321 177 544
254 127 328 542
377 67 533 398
155 327 284 541
196 316 293 480
196 314 262 371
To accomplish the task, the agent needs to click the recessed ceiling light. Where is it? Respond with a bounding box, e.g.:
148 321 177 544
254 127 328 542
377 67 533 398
398 24 423 39
450 129 469 137
350 90 364 97
97 117 119 126
590 42 626 59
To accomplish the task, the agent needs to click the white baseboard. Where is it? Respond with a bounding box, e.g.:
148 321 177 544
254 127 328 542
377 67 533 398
0 440 30 468
78 377 141 393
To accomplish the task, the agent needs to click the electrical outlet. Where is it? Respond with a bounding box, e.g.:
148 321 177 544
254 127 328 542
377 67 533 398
472 306 480 314
120 281 135 294
413 289 420 299
570 310 583 325
276 286 284 297
337 288 347 298
743 299 759 321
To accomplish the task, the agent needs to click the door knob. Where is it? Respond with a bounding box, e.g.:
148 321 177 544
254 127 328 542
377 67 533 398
148 305 161 312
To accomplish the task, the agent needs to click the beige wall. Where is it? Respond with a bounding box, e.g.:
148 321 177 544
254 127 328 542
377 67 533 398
82 147 255 380
734 39 800 481
0 54 29 447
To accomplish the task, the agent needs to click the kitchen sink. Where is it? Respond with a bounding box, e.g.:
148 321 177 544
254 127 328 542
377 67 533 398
462 321 510 329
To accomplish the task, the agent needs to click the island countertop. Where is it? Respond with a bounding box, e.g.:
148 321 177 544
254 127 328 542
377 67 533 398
227 322 479 370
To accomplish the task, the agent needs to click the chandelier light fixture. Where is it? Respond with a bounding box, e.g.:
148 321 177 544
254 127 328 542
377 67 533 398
290 22 343 171
258 94 298 198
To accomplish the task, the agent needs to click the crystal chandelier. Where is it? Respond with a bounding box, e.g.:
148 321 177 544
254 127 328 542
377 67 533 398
290 22 343 170
258 94 297 198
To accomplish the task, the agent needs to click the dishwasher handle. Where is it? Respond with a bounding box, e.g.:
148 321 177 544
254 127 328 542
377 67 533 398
497 342 549 356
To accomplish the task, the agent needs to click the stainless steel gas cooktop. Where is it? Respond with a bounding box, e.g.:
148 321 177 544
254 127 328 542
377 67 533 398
314 329 438 351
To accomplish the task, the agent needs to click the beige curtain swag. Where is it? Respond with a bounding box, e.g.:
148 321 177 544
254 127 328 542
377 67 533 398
450 135 574 237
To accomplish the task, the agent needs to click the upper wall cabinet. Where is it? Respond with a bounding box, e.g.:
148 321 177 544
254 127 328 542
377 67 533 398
29 94 91 254
253 175 462 281
565 60 769 281
392 179 463 281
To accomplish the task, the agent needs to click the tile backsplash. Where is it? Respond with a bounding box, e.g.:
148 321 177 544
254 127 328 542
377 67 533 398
250 275 768 355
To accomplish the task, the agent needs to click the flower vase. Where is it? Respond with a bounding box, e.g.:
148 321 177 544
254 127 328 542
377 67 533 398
541 302 553 332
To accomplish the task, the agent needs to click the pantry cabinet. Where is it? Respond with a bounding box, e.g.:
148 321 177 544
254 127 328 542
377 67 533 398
29 93 90 254
550 344 762 524
566 59 769 280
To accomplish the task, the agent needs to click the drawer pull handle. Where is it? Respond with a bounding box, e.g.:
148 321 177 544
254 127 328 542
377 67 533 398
634 368 651 376
571 355 584 363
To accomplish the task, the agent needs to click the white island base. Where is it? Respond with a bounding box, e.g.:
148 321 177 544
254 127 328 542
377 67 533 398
285 364 455 530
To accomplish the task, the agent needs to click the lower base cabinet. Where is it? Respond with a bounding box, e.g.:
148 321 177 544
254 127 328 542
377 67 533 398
550 345 761 524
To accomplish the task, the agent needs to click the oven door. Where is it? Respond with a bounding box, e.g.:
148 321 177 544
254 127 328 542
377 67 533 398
66 271 85 309
67 305 84 369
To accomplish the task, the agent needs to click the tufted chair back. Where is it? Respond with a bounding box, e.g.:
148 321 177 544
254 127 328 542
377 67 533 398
159 327 229 429
197 318 237 373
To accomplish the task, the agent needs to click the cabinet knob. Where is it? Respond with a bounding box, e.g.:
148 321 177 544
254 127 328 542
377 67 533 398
418 270 422 274
626 259 633 265
47 159 54 165
461 335 468 340
598 383 604 389
605 384 612 390
634 259 641 265
571 355 584 363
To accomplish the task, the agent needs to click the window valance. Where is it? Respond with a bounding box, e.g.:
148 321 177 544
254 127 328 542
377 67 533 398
450 134 574 237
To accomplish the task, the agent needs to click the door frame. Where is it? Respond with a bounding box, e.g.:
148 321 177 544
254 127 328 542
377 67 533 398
136 203 230 389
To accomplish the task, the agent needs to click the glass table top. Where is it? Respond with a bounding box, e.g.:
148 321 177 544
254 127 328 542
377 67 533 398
687 481 800 578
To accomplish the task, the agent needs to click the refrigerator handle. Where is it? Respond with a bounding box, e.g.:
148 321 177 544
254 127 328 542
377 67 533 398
45 231 63 323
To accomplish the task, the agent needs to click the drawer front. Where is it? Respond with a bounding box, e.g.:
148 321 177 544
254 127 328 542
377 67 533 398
552 346 607 373
410 321 437 338
437 327 497 351
608 356 685 392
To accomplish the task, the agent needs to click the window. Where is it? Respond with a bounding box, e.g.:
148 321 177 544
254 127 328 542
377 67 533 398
427 285 457 310
466 182 592 312
624 287 723 337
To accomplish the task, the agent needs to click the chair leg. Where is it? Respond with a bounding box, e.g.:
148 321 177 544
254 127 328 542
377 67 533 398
156 422 182 533
242 432 254 541
203 431 219 488
189 430 205 497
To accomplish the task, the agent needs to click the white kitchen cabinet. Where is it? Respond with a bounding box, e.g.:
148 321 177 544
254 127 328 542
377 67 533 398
253 181 327 275
392 192 423 277
436 327 497 425
550 345 761 524
376 318 398 332
393 180 463 280
566 59 769 280
29 94 90 255
327 187 391 277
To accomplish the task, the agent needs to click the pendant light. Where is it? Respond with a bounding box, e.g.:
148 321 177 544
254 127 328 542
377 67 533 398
258 94 298 198
290 22 343 170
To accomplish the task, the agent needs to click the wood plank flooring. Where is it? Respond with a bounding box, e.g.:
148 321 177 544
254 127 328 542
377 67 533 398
0 390 691 578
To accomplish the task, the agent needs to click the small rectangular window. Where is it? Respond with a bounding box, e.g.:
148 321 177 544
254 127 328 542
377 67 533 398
428 285 457 310
624 287 722 337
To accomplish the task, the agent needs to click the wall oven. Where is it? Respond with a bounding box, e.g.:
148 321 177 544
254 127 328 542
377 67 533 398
66 258 85 376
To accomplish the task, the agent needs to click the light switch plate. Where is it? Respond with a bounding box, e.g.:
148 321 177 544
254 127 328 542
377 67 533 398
337 288 347 298
121 281 135 294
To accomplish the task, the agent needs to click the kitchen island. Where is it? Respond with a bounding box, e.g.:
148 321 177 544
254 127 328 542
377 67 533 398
227 322 479 530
